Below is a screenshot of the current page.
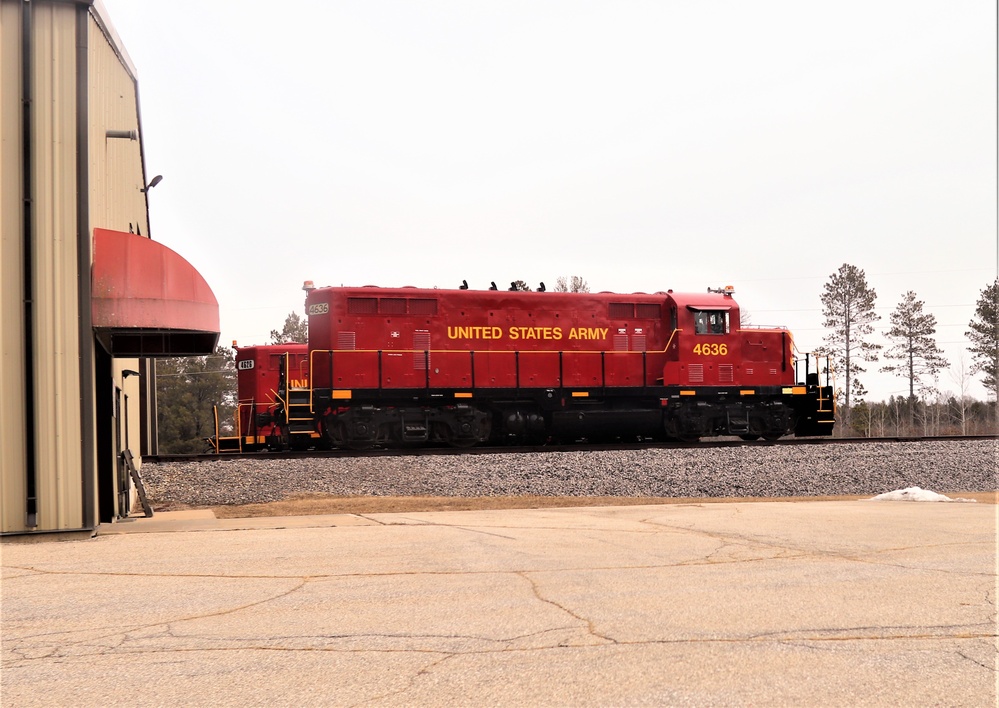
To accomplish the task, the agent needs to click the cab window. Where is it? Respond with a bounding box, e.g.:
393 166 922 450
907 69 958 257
693 310 728 335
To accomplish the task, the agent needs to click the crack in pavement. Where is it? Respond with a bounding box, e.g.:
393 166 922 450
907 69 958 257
515 570 617 645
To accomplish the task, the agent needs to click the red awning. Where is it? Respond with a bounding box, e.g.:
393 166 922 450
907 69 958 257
92 228 220 356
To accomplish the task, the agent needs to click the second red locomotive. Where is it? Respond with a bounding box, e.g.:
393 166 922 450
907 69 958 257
252 281 832 448
210 342 317 452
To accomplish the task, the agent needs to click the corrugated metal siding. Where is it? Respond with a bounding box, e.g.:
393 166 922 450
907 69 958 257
0 0 28 533
88 17 147 237
29 2 84 531
2 2 162 532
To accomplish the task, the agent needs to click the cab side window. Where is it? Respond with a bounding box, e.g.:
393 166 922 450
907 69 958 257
693 310 728 335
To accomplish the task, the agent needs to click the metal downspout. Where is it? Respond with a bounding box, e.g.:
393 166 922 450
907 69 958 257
21 0 37 529
134 72 159 456
77 3 96 530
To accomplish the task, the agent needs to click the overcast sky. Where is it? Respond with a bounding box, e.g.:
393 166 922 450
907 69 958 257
100 0 997 402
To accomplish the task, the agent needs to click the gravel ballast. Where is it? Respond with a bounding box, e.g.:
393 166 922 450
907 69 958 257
141 440 998 508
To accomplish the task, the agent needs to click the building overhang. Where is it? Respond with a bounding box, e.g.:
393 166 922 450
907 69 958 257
92 228 220 356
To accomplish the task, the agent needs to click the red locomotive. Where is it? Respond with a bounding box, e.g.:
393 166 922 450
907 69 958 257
210 282 834 451
210 343 318 452
248 282 832 449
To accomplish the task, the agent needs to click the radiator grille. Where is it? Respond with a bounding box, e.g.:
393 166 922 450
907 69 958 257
719 364 734 383
409 299 438 315
345 297 439 315
688 364 704 383
337 332 356 350
413 331 431 369
347 297 377 314
380 298 407 314
609 303 634 318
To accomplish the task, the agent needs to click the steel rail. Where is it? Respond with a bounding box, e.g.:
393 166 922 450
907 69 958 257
144 434 998 464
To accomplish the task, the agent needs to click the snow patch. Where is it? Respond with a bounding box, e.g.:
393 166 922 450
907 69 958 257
869 486 977 503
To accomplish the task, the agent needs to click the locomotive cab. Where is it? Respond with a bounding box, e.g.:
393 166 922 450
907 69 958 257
661 287 804 441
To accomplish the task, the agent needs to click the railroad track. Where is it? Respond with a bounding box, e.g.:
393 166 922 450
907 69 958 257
143 434 998 464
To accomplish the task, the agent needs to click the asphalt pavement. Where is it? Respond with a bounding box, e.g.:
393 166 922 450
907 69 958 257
2 500 997 707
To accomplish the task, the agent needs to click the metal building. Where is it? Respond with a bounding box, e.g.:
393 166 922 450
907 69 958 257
1 0 219 536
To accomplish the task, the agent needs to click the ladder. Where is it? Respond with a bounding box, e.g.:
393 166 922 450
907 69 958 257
121 449 153 518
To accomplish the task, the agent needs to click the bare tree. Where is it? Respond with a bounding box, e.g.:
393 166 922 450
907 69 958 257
948 353 974 435
820 264 881 426
554 276 590 293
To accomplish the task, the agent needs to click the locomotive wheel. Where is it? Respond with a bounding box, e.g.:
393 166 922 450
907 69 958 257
442 421 484 448
446 435 478 449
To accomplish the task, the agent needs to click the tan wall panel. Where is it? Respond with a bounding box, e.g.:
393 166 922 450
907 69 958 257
0 0 28 533
28 2 83 531
2 3 154 533
89 17 147 238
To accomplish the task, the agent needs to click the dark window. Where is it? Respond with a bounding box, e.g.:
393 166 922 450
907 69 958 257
693 310 728 334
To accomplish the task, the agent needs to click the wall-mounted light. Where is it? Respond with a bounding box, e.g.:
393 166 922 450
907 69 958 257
140 175 163 193
122 369 140 379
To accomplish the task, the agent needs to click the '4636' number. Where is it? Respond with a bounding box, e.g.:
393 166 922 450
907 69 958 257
693 343 728 356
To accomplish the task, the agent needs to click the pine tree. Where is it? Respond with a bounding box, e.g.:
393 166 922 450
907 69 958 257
880 291 948 401
820 264 881 424
966 279 999 407
270 311 309 344
155 346 237 453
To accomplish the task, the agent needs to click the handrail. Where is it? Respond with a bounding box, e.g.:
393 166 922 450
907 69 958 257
211 406 220 453
663 328 680 353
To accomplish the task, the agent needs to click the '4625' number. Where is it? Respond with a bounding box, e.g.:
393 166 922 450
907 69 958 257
693 343 728 356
